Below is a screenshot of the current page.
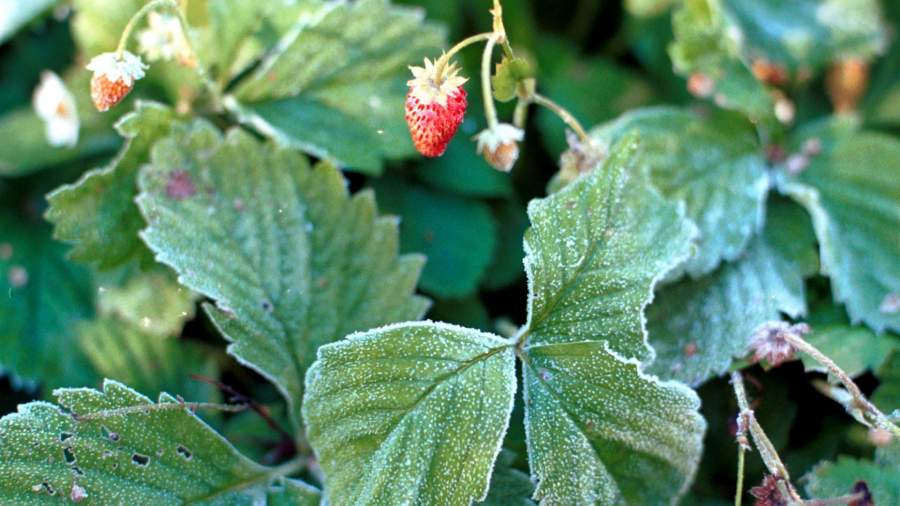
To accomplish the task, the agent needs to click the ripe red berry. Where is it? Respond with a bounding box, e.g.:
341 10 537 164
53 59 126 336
405 58 468 157
85 52 147 112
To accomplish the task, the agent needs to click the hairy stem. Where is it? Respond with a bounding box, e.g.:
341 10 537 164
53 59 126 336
482 34 500 128
731 372 803 503
115 0 176 58
783 332 900 438
434 32 493 81
532 93 590 143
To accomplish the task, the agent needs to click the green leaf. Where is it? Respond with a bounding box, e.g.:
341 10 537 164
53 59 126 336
801 300 897 378
415 131 514 199
0 212 96 389
522 340 706 504
721 0 886 72
873 352 900 414
302 321 517 506
477 450 534 506
77 317 217 401
374 177 497 298
492 56 533 102
0 380 320 504
136 121 428 426
782 127 900 332
626 0 676 17
0 0 57 43
593 107 769 277
227 0 444 173
45 101 176 270
648 197 818 385
804 443 900 505
524 131 695 362
669 0 774 121
97 270 197 338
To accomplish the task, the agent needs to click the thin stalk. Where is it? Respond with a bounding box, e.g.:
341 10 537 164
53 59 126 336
731 372 803 503
115 0 176 58
532 93 590 143
735 447 745 506
434 32 493 81
513 97 529 129
783 332 900 438
482 34 500 128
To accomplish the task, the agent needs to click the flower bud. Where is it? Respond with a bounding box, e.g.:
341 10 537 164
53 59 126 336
474 123 524 172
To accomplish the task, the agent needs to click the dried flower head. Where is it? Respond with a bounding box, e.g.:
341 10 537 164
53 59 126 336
32 71 79 147
749 475 788 506
748 321 811 367
137 12 193 65
86 51 148 112
474 123 523 172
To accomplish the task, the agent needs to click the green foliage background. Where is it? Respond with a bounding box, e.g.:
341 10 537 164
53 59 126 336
0 0 898 504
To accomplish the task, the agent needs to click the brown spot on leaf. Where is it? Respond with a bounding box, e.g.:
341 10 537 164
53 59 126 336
165 170 196 200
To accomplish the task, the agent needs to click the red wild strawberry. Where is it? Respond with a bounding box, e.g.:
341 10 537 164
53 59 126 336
86 51 148 112
405 58 468 157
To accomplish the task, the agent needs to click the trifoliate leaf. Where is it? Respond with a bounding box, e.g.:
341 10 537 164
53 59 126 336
97 270 197 338
0 212 96 389
45 101 175 270
781 126 900 332
524 131 695 362
228 0 444 173
374 177 497 298
302 322 517 506
522 340 706 505
0 70 119 177
477 450 534 506
648 197 818 385
492 56 533 102
801 300 897 378
804 443 900 505
77 317 217 401
0 380 319 504
593 107 769 277
136 121 428 426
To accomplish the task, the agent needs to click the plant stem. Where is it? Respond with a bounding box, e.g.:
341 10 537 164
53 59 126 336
115 0 177 58
513 97 529 129
783 332 900 438
731 372 803 503
735 446 745 506
434 32 493 81
532 93 590 143
482 34 500 128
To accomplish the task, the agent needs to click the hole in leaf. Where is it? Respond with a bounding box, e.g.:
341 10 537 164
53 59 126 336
71 466 84 476
261 300 273 311
59 432 73 442
63 447 76 464
176 445 192 461
41 481 55 496
131 453 150 467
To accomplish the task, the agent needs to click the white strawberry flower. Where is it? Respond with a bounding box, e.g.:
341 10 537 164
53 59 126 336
137 11 192 64
32 71 79 148
86 51 147 111
474 123 524 172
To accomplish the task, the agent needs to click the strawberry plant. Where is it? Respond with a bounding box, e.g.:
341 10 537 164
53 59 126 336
0 0 898 504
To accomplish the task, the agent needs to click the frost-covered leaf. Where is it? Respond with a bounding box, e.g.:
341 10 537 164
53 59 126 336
0 71 119 177
0 212 96 389
648 198 818 385
524 131 695 362
77 317 217 400
801 300 897 378
0 0 57 43
0 380 319 504
45 102 175 270
227 0 444 173
136 121 428 426
97 270 196 338
593 107 768 277
782 126 900 332
477 450 534 506
302 322 516 506
522 340 706 505
374 177 496 298
804 443 900 505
